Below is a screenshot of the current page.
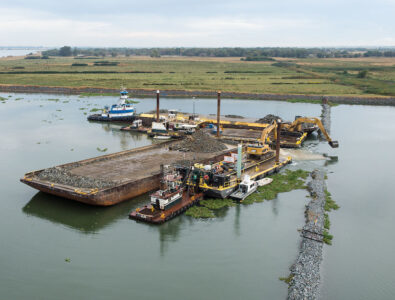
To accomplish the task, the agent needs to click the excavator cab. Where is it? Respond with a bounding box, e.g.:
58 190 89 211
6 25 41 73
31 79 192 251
246 143 270 156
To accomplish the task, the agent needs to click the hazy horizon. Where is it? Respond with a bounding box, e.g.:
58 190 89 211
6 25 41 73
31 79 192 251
1 0 394 48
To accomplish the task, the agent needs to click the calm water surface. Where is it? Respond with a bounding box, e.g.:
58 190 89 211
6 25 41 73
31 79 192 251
0 93 394 299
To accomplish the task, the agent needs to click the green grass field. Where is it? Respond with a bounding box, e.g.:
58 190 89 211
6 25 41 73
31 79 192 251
0 56 394 96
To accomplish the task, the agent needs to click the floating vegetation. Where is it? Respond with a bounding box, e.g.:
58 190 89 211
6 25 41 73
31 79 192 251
279 274 294 284
15 98 23 101
63 100 69 103
8 95 12 97
323 189 339 245
324 189 339 212
96 147 108 152
83 112 87 115
79 107 86 110
90 108 102 112
80 92 118 97
243 169 309 205
185 206 214 218
70 148 74 151
56 109 62 112
200 198 235 210
0 96 6 101
324 213 330 230
64 258 71 263
323 230 333 245
48 98 59 102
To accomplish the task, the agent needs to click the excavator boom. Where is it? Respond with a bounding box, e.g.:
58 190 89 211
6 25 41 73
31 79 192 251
287 117 339 148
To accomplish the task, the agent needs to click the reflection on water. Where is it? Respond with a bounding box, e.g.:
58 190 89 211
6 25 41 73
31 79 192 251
23 192 148 234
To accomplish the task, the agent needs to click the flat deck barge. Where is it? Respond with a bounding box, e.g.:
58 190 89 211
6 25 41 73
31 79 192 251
129 191 204 224
21 141 235 206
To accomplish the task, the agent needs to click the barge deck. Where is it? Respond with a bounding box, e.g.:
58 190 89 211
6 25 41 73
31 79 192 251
20 141 235 206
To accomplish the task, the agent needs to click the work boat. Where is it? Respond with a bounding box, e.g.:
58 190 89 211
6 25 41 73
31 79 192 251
230 175 258 201
101 90 136 119
151 171 184 210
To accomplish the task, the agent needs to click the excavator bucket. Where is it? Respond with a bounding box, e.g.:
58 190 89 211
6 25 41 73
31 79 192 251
328 141 339 148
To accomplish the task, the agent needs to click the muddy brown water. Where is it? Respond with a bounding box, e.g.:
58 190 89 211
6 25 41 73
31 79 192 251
1 92 394 299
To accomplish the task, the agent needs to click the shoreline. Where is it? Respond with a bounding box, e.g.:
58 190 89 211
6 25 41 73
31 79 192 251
1 84 395 106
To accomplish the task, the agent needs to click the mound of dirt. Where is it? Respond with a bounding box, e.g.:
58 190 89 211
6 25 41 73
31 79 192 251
256 114 283 124
170 130 227 153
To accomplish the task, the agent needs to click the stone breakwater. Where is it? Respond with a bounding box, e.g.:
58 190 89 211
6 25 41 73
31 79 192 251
287 170 326 300
321 102 331 135
1 84 395 106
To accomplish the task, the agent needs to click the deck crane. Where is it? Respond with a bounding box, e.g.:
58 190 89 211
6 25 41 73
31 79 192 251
283 117 339 148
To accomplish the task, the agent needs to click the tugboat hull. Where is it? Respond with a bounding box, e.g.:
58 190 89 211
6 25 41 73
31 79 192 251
87 114 136 122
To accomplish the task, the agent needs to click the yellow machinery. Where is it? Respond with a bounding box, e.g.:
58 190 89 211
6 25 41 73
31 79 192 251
284 117 339 148
246 121 278 156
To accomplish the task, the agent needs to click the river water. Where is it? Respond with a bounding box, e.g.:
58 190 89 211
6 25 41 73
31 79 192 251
0 92 394 299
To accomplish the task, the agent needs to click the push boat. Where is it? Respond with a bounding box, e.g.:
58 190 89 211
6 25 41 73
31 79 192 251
87 89 137 122
129 165 204 224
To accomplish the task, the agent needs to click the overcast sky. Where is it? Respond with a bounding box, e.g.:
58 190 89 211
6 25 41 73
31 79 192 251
1 0 394 47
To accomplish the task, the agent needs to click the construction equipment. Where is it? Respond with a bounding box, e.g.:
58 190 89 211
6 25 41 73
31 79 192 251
284 117 339 148
246 121 278 156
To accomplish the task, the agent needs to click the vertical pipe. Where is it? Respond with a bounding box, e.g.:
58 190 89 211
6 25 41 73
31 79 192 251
275 121 282 164
156 90 160 122
237 144 242 180
217 91 221 138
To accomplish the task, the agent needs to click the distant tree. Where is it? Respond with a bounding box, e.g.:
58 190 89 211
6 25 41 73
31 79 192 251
357 70 368 78
59 46 72 56
150 49 160 58
111 52 117 57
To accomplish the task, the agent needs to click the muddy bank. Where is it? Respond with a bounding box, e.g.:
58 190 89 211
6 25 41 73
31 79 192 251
1 84 395 106
287 169 326 300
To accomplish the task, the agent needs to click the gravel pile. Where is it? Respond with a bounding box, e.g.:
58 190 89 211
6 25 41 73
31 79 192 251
287 170 326 300
256 114 283 124
37 166 118 189
169 130 227 153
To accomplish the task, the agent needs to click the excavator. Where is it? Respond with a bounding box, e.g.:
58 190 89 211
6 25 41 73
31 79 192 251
283 117 339 148
246 120 278 157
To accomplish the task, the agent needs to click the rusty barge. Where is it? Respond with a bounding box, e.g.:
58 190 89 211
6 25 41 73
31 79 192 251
20 141 235 206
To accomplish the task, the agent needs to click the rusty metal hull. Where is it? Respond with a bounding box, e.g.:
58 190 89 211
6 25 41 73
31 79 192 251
129 192 204 224
21 141 235 206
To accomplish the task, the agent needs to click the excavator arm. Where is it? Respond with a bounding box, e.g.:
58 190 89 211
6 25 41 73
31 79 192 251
259 121 277 144
287 117 339 148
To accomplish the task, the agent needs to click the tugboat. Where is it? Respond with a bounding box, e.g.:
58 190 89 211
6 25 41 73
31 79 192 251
87 89 137 122
129 165 204 224
150 170 184 210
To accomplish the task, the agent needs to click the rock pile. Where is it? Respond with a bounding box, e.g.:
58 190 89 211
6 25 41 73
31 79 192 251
287 170 326 300
256 114 283 124
170 130 227 153
37 166 117 189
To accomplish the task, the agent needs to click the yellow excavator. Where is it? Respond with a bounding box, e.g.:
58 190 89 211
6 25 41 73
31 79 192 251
283 117 339 148
246 121 278 157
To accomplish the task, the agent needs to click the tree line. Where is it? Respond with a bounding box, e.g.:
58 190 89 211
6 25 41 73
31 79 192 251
42 46 395 59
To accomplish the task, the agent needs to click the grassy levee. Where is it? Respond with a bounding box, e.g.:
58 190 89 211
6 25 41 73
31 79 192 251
0 56 393 97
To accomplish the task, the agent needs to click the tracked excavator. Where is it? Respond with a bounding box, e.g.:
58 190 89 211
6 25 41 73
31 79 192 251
246 120 278 157
283 117 339 148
